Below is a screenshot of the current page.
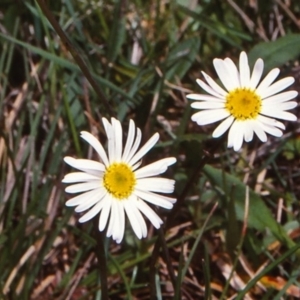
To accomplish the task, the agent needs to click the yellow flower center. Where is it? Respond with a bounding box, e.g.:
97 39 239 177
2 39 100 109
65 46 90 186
225 88 262 120
103 163 136 200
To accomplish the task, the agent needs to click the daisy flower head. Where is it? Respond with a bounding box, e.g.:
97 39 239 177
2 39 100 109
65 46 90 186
187 51 298 151
62 118 176 243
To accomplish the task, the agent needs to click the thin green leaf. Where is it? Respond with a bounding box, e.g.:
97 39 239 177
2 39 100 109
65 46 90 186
235 243 300 300
203 165 295 249
248 34 300 72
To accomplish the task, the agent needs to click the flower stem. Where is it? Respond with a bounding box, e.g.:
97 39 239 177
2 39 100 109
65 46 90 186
149 137 226 298
93 220 109 300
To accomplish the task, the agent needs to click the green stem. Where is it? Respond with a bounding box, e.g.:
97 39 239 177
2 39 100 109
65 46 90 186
35 0 114 118
149 137 226 298
93 220 109 300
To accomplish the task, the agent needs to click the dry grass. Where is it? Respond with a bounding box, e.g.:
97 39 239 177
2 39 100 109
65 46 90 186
1 0 300 299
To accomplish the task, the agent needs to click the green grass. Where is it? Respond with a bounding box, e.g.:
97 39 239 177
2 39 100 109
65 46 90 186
1 0 300 299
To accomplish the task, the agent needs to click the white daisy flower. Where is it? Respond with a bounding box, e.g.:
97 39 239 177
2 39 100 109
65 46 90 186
187 51 298 151
62 118 176 243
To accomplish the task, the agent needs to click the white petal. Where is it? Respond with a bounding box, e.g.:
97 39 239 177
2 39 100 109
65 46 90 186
251 120 267 142
124 198 147 239
249 58 264 89
191 101 225 109
191 109 230 125
99 195 112 231
106 199 117 238
187 93 225 102
78 199 106 223
62 172 100 183
122 119 135 162
114 201 125 243
63 157 105 175
65 181 100 193
256 68 280 92
262 91 298 106
227 121 244 151
102 117 110 134
213 58 237 91
136 200 163 229
224 57 240 87
276 101 298 110
259 122 283 137
201 71 227 96
106 201 120 240
112 118 123 161
80 131 109 166
66 188 102 207
262 91 298 105
135 157 176 178
239 52 250 87
129 133 159 166
243 124 254 142
134 190 175 209
136 178 175 193
212 116 235 138
102 118 115 164
75 188 106 212
260 109 297 121
124 128 142 163
131 160 143 171
259 77 295 99
195 78 226 98
257 115 285 130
